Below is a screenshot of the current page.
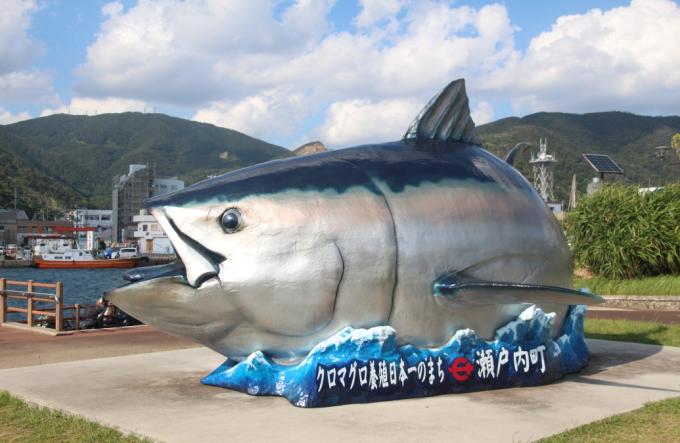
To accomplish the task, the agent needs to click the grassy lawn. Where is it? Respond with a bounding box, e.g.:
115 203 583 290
0 391 146 443
585 318 680 347
539 396 680 442
574 274 680 296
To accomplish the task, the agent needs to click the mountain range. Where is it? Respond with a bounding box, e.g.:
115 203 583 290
1 111 678 216
0 113 291 215
478 112 680 201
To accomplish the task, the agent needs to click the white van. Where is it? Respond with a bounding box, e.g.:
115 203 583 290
112 247 138 259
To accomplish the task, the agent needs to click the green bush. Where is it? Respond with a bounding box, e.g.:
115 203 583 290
565 184 680 279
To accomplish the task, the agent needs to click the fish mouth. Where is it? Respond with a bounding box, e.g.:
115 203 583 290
110 207 224 295
153 208 224 288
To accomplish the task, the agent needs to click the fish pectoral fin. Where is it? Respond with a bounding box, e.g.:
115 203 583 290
433 273 604 306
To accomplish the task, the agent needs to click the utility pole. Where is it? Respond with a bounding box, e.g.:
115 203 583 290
568 174 577 210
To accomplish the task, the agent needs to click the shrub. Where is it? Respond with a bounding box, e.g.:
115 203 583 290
565 184 680 279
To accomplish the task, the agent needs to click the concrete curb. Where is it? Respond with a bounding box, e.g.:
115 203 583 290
603 295 680 311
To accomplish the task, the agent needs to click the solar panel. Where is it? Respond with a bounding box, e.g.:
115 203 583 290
582 154 624 175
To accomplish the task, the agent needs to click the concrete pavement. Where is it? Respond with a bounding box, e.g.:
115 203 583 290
588 307 680 324
0 325 198 369
0 339 678 442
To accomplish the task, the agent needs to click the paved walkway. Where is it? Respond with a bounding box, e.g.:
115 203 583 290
588 307 680 324
0 338 678 443
0 324 198 369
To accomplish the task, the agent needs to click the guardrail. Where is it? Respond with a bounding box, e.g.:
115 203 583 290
0 278 97 332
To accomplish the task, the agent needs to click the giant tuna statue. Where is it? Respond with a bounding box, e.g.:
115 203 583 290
107 79 602 407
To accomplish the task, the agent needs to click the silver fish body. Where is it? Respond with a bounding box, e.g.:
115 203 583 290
106 80 598 360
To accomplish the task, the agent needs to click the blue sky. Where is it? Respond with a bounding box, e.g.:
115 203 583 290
1 0 679 148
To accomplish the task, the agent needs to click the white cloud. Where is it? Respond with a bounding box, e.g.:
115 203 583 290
318 98 420 146
471 100 494 125
73 0 680 147
78 1 515 144
194 88 307 140
77 0 332 105
0 0 56 104
484 0 680 115
0 71 57 103
354 0 405 29
41 97 149 117
0 0 42 75
0 107 31 125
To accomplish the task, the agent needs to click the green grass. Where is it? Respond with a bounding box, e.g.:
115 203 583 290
539 396 680 442
574 274 680 296
585 318 680 347
0 391 146 443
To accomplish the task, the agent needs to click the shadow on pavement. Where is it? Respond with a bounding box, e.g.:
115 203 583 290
559 339 680 393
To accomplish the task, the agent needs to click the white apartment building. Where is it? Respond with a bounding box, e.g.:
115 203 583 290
72 209 114 243
73 209 113 228
132 209 174 255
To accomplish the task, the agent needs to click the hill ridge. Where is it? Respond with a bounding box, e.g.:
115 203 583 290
1 110 678 215
1 112 292 214
478 110 680 200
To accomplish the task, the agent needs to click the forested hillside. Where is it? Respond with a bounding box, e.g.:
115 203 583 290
0 113 292 212
1 110 678 215
478 111 680 201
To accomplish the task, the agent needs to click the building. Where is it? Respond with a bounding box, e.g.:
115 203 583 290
112 164 155 243
71 209 114 244
0 209 28 246
73 209 113 229
132 209 174 255
111 164 185 243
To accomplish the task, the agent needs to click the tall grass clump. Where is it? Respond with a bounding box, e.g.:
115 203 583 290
565 184 680 279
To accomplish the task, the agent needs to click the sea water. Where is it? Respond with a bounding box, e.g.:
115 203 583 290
0 268 127 305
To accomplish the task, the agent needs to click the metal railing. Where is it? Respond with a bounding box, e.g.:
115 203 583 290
0 278 97 332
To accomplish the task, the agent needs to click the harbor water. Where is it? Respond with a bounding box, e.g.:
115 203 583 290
0 268 128 305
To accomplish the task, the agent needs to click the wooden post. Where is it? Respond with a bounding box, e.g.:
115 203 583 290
27 280 33 327
55 282 63 332
75 304 80 331
0 278 6 324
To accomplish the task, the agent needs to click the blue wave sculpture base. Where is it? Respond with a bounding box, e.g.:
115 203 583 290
202 305 589 407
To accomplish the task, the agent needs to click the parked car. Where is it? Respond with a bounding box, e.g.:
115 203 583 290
112 247 138 259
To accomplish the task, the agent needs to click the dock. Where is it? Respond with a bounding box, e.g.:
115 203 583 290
0 259 32 268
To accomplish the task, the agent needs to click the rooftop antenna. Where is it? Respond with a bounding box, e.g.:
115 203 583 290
529 138 556 202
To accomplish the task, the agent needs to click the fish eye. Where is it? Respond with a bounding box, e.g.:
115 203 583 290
220 208 242 233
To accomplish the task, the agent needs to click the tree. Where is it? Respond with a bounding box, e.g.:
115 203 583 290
672 133 680 159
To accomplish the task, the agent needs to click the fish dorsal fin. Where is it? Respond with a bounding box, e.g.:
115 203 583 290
404 79 481 145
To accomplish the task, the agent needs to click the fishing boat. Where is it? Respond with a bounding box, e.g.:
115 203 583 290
32 225 141 269
34 248 141 269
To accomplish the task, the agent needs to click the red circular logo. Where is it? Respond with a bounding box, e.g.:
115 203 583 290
448 357 474 382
